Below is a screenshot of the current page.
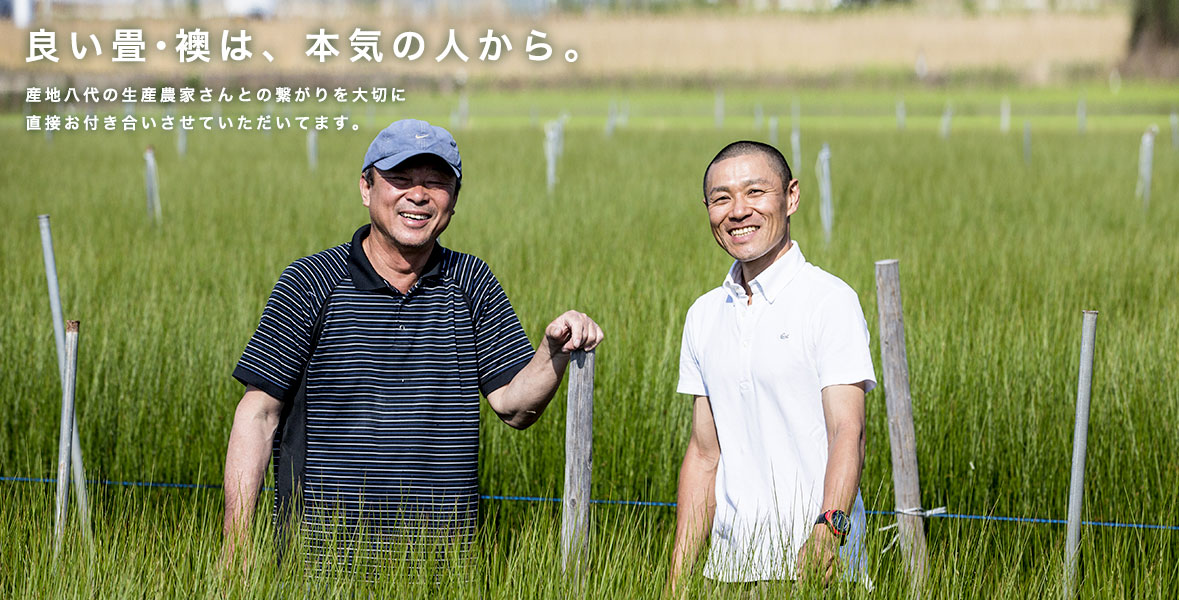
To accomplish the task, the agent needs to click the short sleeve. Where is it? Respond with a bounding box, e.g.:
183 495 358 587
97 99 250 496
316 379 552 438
469 265 534 396
232 264 317 400
813 287 877 394
676 306 708 396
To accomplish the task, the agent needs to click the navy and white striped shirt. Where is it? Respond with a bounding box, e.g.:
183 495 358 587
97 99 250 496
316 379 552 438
233 224 534 569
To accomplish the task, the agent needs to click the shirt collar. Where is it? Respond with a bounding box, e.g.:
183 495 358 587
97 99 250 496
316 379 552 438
347 224 445 292
721 241 806 304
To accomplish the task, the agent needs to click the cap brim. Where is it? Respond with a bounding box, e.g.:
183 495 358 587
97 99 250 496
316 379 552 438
367 150 461 181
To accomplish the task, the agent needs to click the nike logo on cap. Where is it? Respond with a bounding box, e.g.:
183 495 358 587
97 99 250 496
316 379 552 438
415 133 429 139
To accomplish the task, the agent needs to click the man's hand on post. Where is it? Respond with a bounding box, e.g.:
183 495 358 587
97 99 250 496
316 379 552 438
543 310 604 355
487 310 603 429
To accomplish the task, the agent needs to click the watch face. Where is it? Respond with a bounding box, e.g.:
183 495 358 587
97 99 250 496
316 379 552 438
831 511 851 534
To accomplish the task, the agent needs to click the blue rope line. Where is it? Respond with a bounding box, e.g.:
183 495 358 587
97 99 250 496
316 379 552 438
481 494 677 508
866 509 1179 531
4 476 1176 531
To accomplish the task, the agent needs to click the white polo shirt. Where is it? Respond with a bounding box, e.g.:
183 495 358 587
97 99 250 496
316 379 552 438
677 241 877 582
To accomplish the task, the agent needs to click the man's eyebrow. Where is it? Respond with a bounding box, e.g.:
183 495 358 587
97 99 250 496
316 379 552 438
707 177 773 196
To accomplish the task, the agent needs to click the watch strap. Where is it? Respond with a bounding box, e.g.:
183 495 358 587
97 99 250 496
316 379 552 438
815 509 850 546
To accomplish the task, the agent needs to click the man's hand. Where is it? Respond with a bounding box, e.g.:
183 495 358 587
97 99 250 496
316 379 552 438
796 524 841 584
542 310 604 355
218 528 253 576
667 396 720 597
793 383 865 584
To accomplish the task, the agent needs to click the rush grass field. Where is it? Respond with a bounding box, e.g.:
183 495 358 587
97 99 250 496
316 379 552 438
1 85 1178 598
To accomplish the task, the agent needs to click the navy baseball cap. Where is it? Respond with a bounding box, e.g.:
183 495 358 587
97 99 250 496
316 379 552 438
361 119 462 182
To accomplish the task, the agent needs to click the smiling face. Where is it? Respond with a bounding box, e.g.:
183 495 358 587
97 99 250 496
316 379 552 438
360 154 459 255
703 151 800 282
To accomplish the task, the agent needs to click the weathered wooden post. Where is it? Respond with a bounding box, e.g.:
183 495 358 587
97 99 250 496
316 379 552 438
54 321 80 557
874 259 927 586
562 349 595 584
939 102 953 140
1000 97 1011 134
768 116 779 147
1064 311 1098 599
896 98 906 131
38 216 90 537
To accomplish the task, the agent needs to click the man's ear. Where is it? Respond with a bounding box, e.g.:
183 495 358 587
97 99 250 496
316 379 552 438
784 178 801 218
359 176 371 208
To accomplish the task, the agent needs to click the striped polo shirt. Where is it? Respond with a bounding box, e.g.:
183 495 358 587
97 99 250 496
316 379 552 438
233 224 534 569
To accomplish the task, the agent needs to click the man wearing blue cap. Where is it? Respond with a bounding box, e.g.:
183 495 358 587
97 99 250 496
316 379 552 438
222 119 603 573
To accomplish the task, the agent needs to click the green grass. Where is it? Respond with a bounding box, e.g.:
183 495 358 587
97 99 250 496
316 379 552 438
2 84 1178 597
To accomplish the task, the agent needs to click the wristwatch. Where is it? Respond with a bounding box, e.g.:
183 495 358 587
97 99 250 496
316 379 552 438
815 509 851 546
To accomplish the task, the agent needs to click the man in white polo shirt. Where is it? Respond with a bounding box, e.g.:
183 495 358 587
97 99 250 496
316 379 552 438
669 141 876 590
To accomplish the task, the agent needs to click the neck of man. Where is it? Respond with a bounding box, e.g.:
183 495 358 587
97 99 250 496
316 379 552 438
363 226 434 294
737 234 792 306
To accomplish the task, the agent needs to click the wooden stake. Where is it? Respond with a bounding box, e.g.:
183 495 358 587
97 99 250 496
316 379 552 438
562 349 595 585
874 259 927 586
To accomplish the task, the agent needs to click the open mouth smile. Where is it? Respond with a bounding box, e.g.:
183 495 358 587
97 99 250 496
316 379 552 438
729 225 759 238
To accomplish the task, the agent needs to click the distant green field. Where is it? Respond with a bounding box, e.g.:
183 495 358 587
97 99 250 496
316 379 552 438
2 84 1177 598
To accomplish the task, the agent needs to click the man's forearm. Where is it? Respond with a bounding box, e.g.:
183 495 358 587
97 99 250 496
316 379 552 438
223 402 279 538
670 447 718 583
820 421 865 515
490 343 571 429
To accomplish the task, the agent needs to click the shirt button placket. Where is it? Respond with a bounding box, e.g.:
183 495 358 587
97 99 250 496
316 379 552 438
392 295 404 344
739 305 753 398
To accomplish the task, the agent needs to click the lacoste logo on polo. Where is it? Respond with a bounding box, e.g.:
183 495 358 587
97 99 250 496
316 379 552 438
780 332 790 340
